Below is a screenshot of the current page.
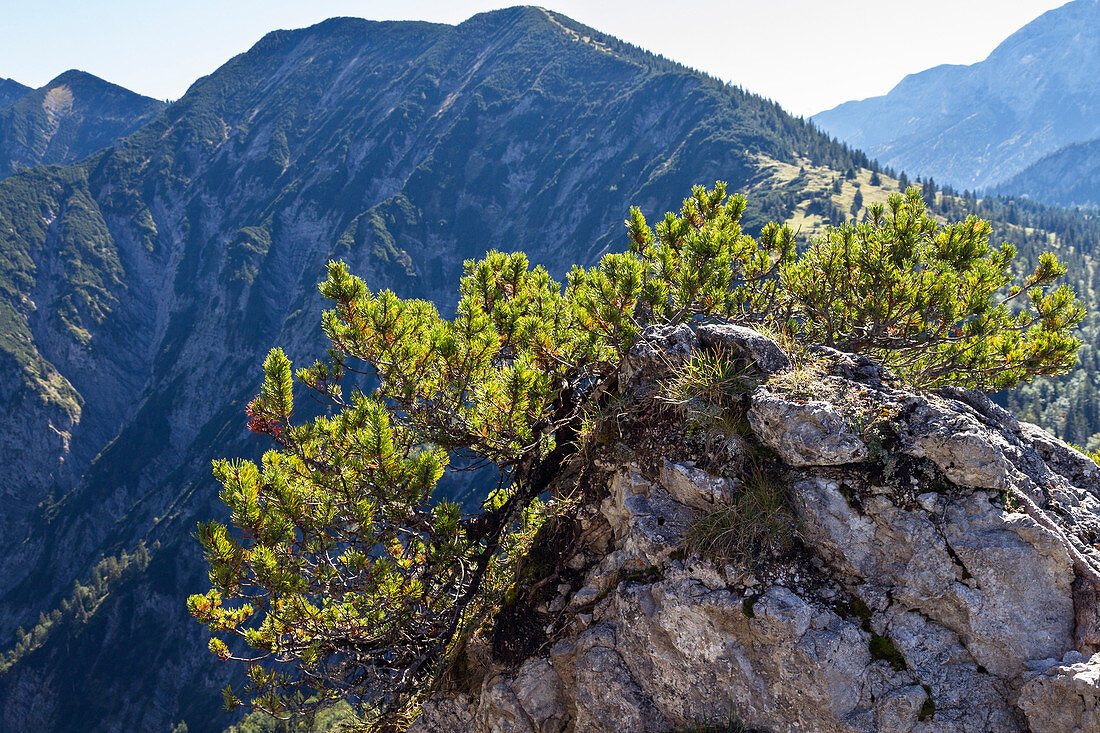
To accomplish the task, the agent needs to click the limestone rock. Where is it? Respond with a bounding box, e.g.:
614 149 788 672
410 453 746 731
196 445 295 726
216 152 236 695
658 460 734 509
599 469 696 566
807 344 894 386
900 398 1016 489
476 659 568 733
572 640 670 733
620 324 698 383
794 475 1075 679
408 694 475 733
748 387 868 466
696 323 791 373
1018 652 1100 733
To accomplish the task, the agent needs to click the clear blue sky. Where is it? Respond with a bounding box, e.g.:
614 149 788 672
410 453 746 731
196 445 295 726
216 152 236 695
0 0 1068 117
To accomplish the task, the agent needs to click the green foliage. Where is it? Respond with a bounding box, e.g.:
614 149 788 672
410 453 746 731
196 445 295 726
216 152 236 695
940 195 1100 445
0 11 1096 732
223 701 357 733
222 226 273 295
607 182 1080 392
192 184 1081 729
783 189 1082 390
191 252 630 727
918 686 936 721
614 183 796 330
869 633 908 672
0 543 151 673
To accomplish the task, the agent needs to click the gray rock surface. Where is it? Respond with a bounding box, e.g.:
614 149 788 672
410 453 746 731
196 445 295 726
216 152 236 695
621 324 699 384
413 326 1100 733
658 460 735 509
696 323 791 373
408 694 476 733
748 387 868 466
1018 652 1100 733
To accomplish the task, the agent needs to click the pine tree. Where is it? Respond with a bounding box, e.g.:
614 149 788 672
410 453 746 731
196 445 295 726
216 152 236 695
191 184 1082 729
923 177 938 204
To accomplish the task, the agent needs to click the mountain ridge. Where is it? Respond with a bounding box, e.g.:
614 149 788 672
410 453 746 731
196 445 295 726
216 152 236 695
0 78 30 111
0 69 165 178
811 0 1100 190
991 136 1100 208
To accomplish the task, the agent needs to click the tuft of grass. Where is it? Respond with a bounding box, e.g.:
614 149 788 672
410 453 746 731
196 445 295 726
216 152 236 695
686 462 796 566
763 360 830 402
660 348 757 409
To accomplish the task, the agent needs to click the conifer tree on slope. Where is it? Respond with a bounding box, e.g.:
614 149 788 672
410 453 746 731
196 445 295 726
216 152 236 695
189 185 1082 729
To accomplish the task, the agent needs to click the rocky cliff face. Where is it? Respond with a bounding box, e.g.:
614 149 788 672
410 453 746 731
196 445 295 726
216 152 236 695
412 325 1100 733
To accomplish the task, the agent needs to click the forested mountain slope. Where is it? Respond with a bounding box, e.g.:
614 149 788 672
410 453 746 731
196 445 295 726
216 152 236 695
991 136 1100 209
0 70 164 178
812 0 1100 190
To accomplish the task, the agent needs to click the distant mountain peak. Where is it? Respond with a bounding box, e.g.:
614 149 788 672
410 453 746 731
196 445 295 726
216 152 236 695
0 70 165 178
46 68 123 89
811 0 1100 189
456 4 556 25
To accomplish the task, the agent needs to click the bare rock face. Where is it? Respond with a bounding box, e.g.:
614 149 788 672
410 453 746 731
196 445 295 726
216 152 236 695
658 460 735 509
413 326 1100 733
696 323 791 373
748 387 868 466
1018 652 1100 733
620 324 699 384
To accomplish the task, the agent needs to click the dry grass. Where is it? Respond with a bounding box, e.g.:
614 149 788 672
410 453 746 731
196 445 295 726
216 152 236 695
746 153 904 236
686 461 796 566
659 348 758 409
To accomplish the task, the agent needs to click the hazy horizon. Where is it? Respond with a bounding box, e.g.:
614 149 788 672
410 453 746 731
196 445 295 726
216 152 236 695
0 0 1071 117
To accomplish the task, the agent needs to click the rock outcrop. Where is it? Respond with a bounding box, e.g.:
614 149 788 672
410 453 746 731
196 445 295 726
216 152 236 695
412 325 1100 733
